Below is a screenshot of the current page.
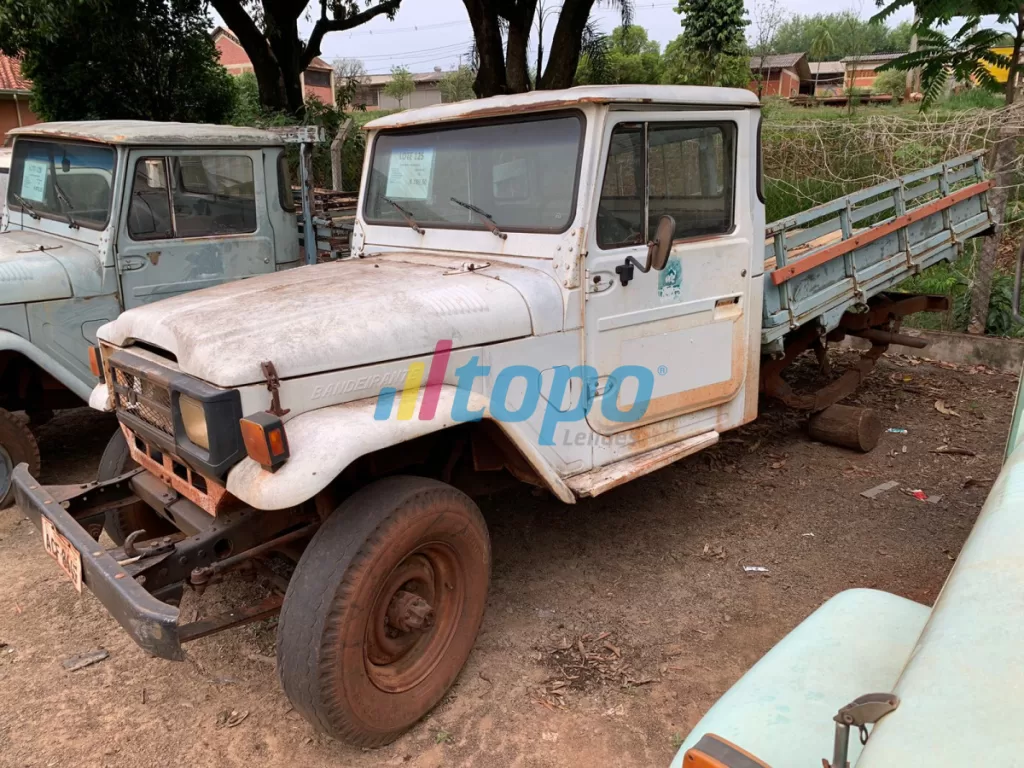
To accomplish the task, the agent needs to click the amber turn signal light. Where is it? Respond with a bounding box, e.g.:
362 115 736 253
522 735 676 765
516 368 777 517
88 346 103 378
240 411 290 471
683 734 772 768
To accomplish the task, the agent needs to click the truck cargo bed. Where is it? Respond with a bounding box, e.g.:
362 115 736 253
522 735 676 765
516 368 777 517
761 151 992 353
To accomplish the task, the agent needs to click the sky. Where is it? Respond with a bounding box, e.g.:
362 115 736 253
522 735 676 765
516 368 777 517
265 0 919 76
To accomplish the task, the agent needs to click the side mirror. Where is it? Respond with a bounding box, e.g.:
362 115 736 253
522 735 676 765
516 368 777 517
649 215 676 271
614 214 677 287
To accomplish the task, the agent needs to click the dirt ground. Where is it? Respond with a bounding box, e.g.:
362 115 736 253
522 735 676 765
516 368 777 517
0 352 1017 768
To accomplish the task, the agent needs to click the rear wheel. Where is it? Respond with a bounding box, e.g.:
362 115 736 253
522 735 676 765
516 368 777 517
100 430 176 544
0 409 40 509
277 476 490 747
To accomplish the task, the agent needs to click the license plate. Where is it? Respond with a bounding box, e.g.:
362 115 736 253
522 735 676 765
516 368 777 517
41 517 83 593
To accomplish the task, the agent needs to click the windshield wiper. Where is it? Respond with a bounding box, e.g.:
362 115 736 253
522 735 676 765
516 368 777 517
381 196 424 234
10 192 40 220
52 179 79 229
449 197 507 240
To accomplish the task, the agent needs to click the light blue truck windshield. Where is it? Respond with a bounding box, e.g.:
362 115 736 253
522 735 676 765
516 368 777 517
6 139 116 229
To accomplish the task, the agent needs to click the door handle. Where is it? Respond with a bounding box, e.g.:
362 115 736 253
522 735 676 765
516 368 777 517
118 255 146 272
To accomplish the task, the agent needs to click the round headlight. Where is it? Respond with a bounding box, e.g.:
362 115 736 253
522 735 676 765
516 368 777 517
179 395 209 450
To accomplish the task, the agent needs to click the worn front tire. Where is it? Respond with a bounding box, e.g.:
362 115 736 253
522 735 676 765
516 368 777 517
100 429 176 544
277 476 490 747
0 409 40 508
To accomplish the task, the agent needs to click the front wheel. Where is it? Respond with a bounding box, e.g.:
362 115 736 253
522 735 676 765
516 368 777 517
277 476 491 747
99 430 176 544
0 409 40 509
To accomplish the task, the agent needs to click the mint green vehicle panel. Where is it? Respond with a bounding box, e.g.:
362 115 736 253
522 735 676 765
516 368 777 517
671 589 929 768
856 365 1024 765
673 366 1024 766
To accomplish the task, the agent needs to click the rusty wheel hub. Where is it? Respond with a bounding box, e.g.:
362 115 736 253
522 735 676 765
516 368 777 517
387 589 435 633
364 545 463 694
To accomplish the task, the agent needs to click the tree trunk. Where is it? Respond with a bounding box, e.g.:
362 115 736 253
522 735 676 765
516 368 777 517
808 405 882 452
463 0 508 97
210 0 290 112
967 11 1023 334
265 10 306 117
505 3 537 93
538 0 594 90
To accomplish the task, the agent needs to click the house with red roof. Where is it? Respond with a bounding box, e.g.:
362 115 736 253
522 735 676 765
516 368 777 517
0 53 38 141
213 26 336 107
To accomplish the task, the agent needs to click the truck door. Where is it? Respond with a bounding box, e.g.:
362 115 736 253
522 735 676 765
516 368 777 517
116 149 275 309
584 111 753 437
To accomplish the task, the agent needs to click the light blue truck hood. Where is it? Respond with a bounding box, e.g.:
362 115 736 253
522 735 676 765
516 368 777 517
0 229 95 304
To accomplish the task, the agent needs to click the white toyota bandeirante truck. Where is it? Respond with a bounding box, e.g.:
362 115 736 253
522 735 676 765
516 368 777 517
12 86 992 747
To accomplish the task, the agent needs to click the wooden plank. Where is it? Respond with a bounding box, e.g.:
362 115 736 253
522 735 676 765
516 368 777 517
770 180 993 286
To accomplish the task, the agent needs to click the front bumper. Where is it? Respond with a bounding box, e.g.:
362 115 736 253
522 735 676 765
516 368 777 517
13 464 185 660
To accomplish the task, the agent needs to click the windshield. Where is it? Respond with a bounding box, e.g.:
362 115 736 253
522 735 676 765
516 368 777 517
364 113 583 234
6 139 116 229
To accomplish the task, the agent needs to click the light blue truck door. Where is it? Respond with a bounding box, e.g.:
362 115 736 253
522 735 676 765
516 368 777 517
115 148 275 309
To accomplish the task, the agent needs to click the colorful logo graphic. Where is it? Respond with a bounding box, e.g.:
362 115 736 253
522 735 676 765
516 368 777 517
374 341 656 446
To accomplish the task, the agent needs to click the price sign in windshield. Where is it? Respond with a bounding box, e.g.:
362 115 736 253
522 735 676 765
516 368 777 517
386 149 435 201
21 158 49 202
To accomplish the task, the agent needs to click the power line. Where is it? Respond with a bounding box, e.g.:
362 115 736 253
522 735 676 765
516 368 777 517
344 40 473 61
335 19 470 38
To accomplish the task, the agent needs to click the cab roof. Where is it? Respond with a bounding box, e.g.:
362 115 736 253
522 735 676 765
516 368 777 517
365 85 760 131
8 120 285 147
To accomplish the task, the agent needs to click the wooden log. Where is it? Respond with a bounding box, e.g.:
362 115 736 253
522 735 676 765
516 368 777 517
808 405 882 452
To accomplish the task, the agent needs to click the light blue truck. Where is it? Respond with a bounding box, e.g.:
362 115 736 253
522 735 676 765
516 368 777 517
673 370 1024 767
0 121 303 504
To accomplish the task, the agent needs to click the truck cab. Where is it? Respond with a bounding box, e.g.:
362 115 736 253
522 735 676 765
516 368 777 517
0 121 300 503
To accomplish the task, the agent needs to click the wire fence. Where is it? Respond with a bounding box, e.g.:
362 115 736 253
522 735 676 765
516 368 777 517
761 103 1024 224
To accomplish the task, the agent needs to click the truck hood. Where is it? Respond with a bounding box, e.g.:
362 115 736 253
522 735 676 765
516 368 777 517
0 230 83 304
99 254 552 387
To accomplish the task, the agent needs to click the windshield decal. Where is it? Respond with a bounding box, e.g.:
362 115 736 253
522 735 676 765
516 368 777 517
20 159 49 202
386 149 434 200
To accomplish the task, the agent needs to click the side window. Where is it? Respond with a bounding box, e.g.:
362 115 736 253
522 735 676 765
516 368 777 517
128 157 173 240
596 123 645 249
277 153 295 212
171 155 257 237
648 123 735 240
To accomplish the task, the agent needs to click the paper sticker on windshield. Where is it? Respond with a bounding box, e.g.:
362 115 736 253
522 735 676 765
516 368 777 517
658 257 682 303
386 149 434 200
20 159 49 202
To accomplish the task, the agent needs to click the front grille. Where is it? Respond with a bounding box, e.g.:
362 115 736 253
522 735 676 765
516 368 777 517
112 367 174 435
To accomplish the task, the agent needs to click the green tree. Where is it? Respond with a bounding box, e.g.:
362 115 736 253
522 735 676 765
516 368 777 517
384 66 416 109
808 21 835 94
440 66 477 102
871 67 907 99
576 25 663 84
663 0 749 87
209 0 401 116
334 58 368 111
229 71 263 125
773 13 911 59
873 0 1024 334
0 0 235 123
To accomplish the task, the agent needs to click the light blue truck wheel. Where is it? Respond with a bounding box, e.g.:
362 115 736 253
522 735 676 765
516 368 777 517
0 408 40 508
